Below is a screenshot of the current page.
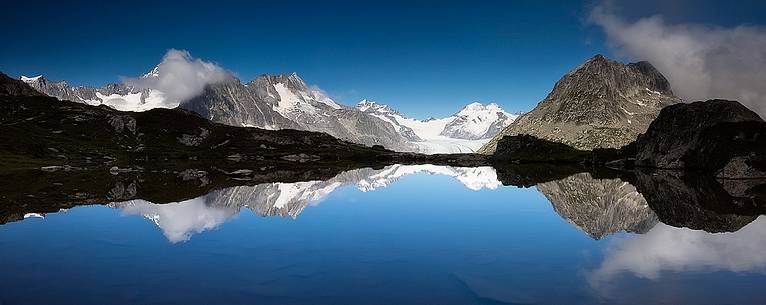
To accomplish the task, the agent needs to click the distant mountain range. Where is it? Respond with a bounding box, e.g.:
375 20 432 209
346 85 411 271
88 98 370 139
19 53 692 154
21 72 516 153
356 99 519 153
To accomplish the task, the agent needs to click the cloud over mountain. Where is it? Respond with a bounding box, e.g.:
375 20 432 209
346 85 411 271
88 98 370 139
590 4 766 118
123 49 231 105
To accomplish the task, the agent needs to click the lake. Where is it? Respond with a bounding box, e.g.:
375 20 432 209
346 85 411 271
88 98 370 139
1 164 765 305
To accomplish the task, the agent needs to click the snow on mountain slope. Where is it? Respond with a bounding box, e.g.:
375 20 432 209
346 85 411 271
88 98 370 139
356 100 518 153
355 164 501 191
441 102 518 140
20 75 42 82
22 63 511 153
21 73 179 111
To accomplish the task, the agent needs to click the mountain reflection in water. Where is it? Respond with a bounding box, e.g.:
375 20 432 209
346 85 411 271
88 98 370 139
2 164 766 305
7 164 766 243
108 165 501 242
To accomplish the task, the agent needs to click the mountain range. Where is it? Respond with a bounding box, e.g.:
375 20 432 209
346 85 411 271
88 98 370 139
21 72 516 153
19 53 706 156
356 99 518 153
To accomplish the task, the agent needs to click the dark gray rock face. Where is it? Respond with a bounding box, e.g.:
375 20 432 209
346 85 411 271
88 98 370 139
492 134 590 162
536 172 658 239
632 170 765 233
182 77 299 130
635 99 766 178
480 55 680 153
0 73 45 97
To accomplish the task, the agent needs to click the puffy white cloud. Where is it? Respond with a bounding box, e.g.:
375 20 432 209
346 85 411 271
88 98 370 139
589 216 766 286
123 49 231 105
590 4 766 118
117 197 239 243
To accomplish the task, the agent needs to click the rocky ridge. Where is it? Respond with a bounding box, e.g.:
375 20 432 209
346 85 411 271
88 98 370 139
480 54 680 153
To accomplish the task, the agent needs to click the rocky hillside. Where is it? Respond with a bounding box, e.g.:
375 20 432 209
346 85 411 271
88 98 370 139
1 73 46 96
480 55 680 153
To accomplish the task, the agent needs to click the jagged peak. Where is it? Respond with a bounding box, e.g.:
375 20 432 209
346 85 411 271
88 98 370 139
356 99 395 113
141 66 160 79
590 53 608 62
558 54 674 95
252 72 308 89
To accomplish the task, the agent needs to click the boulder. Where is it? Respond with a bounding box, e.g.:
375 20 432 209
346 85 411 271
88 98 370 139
635 99 766 178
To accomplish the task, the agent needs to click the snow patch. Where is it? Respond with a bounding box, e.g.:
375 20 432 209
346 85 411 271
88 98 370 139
20 75 42 82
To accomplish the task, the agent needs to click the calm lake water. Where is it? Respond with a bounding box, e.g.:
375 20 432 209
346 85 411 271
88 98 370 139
1 165 765 305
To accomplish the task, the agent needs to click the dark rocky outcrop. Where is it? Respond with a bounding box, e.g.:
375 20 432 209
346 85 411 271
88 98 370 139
492 134 590 162
0 73 46 97
480 55 680 153
629 170 766 232
635 99 766 178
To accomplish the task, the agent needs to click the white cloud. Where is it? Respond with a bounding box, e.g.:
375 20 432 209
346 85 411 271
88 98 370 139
588 216 766 287
117 197 239 243
590 4 766 118
123 49 231 105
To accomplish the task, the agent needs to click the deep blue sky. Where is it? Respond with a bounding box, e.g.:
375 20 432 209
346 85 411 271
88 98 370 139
2 0 765 118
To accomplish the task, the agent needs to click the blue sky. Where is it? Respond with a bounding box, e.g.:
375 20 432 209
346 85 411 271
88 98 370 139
2 0 765 118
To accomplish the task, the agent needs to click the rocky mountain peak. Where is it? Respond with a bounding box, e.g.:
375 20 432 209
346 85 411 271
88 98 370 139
252 73 310 92
1 73 46 96
441 102 518 140
455 102 504 116
141 66 161 79
480 54 681 153
356 99 397 114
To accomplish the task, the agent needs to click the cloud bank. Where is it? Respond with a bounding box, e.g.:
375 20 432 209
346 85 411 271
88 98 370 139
590 5 766 118
124 49 231 105
589 216 766 286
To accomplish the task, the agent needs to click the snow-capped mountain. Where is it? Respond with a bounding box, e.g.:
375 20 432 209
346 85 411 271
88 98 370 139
21 74 170 111
356 99 519 153
441 102 518 140
22 64 516 153
23 71 414 151
183 73 414 151
109 164 501 242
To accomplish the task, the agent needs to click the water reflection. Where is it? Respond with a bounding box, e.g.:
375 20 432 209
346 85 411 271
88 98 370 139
592 217 766 281
587 216 766 305
2 164 766 304
536 172 658 239
109 165 500 242
111 198 240 243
